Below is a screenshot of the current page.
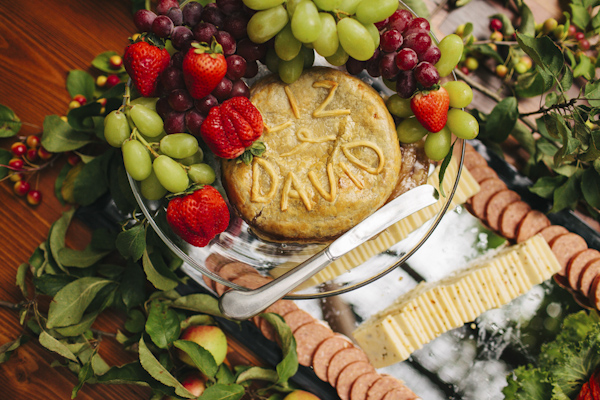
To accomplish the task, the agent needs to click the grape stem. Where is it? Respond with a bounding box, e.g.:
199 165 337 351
132 128 160 158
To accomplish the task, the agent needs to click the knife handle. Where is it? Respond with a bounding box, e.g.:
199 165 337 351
219 248 333 320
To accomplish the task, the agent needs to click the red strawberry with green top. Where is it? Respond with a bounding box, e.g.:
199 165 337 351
183 41 227 100
166 185 230 248
200 96 264 160
410 86 450 133
123 39 170 97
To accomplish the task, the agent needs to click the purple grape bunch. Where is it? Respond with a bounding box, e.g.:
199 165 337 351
132 0 267 135
345 9 442 99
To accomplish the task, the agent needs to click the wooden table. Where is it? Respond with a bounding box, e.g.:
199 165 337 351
0 0 569 399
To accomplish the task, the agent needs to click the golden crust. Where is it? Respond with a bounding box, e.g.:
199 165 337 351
222 67 401 243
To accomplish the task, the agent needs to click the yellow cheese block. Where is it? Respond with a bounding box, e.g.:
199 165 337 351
353 234 561 368
270 158 481 289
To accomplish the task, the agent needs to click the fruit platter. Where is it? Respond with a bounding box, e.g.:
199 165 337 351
3 0 600 399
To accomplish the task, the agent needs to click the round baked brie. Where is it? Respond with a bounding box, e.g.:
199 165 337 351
222 67 401 243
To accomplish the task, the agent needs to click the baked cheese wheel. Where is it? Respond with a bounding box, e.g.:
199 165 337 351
222 67 402 243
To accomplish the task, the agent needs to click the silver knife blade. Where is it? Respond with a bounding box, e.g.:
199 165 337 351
329 183 439 258
219 184 439 320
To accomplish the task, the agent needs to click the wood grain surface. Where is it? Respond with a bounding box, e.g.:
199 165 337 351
0 0 566 399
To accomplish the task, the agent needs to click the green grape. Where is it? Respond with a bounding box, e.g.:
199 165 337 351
338 0 362 14
265 47 280 73
140 130 166 143
325 44 349 66
159 133 199 159
383 78 396 91
337 18 375 61
291 0 322 43
247 5 288 44
301 45 315 68
355 0 397 25
446 109 479 140
424 126 452 161
312 13 339 57
153 155 189 193
178 149 204 165
286 0 303 18
104 110 131 148
140 169 168 201
275 24 302 61
278 52 304 83
443 81 473 108
122 140 152 181
386 94 414 118
435 34 464 78
364 22 380 48
130 96 159 111
188 163 216 185
313 0 342 11
129 104 164 137
396 117 428 143
242 0 285 10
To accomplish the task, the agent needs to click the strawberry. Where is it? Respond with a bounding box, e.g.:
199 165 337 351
123 39 170 97
200 96 264 160
166 185 230 248
182 41 227 100
410 86 450 133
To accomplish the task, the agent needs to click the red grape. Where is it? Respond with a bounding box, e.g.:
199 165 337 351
230 80 250 98
194 94 218 115
346 57 366 75
244 59 259 78
396 70 417 98
164 112 186 134
212 77 233 101
217 0 244 15
168 89 194 112
215 30 236 55
223 13 249 39
185 109 205 136
403 32 432 54
414 61 439 88
182 2 203 27
419 45 441 64
193 22 218 43
171 26 194 50
166 6 183 26
236 38 266 62
379 52 400 80
152 15 174 38
156 0 179 15
201 4 225 28
388 9 413 33
407 17 430 32
226 55 247 80
161 65 186 91
395 48 418 70
380 29 403 53
133 9 157 32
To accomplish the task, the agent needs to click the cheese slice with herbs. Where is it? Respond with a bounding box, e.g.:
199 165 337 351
353 234 561 368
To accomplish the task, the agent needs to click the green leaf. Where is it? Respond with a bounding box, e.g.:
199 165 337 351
559 65 574 92
142 250 179 291
66 70 95 101
215 363 235 384
72 356 95 398
119 262 147 310
92 51 126 74
485 97 519 142
516 33 564 77
72 150 113 206
518 3 536 36
197 383 245 400
171 294 223 317
515 70 550 98
582 168 600 208
67 102 103 132
401 0 429 19
116 225 146 262
571 3 591 30
39 331 78 361
437 143 454 198
173 340 219 378
145 300 181 349
581 130 600 162
511 122 536 156
138 337 195 398
58 245 111 268
47 277 113 328
468 44 503 63
16 263 29 298
236 366 279 384
585 80 600 107
55 163 72 205
545 92 559 108
0 104 22 137
48 208 76 272
550 172 582 213
96 361 179 397
41 115 93 152
33 274 77 296
260 313 298 385
0 335 28 364
125 309 146 333
0 149 11 180
529 175 566 199
573 54 595 80
54 313 98 337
